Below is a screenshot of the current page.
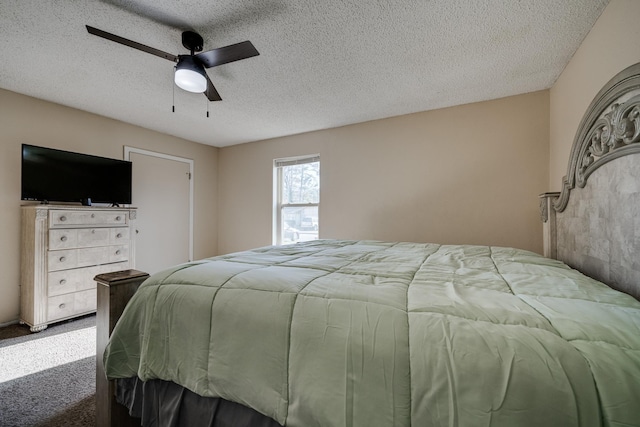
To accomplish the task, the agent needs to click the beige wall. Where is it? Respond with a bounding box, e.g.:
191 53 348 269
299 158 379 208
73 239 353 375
549 0 640 188
218 91 549 255
0 88 218 325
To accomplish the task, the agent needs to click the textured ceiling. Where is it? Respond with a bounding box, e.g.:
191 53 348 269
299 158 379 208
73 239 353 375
0 0 609 147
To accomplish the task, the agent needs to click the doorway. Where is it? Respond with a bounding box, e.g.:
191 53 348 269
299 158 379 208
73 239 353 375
124 147 193 275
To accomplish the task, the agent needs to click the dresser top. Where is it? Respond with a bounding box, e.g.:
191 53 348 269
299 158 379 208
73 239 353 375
21 204 137 211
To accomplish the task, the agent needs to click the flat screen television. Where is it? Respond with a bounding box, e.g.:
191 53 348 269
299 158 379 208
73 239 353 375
21 144 132 206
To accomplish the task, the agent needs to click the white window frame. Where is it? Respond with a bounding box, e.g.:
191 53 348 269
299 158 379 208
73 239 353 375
273 154 320 245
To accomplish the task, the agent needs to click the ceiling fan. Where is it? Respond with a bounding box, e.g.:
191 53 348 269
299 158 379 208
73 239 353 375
86 25 259 101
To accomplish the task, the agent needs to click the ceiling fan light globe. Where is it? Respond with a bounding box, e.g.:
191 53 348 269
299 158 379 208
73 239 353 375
175 56 207 93
175 68 207 93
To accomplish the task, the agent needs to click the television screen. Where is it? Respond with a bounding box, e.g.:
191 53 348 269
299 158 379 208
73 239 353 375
21 144 132 205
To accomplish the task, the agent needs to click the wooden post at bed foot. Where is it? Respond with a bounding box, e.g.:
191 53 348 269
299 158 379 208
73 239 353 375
95 269 149 427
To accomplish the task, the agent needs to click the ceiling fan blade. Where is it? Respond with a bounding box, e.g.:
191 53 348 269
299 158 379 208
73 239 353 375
195 41 259 68
86 25 178 62
204 73 222 102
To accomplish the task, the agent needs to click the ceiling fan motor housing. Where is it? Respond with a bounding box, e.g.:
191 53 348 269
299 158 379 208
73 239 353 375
182 31 203 53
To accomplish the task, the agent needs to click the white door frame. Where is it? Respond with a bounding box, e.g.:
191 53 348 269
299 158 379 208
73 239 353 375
124 146 194 262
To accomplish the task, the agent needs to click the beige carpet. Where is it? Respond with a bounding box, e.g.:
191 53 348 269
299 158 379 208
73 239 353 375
0 315 96 427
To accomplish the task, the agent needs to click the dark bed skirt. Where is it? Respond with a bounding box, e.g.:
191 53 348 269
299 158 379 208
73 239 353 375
116 377 283 427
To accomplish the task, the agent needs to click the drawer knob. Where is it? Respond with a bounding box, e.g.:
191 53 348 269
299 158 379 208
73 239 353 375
58 303 66 309
59 216 67 222
59 279 67 285
60 236 67 242
91 213 95 218
115 250 121 255
59 256 66 262
116 233 122 239
92 229 96 234
115 216 122 221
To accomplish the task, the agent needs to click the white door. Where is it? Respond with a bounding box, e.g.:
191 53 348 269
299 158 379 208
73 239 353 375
127 149 192 275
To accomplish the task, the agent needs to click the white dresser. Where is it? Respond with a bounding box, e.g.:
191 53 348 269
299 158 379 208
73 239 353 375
20 205 137 332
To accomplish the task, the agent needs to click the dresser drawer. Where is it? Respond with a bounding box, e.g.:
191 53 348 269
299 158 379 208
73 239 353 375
48 262 128 296
110 228 130 244
109 245 129 263
49 227 126 250
47 249 78 271
77 228 111 247
76 246 110 268
47 289 97 322
49 210 128 228
49 246 126 271
49 229 78 250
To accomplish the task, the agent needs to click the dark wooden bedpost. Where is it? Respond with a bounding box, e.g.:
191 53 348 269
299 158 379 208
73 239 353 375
95 269 149 427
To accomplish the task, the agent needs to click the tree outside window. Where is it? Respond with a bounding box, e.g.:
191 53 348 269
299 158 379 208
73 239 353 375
274 156 319 245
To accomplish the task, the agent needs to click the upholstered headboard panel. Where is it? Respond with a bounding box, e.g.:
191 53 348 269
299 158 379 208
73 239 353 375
541 62 640 299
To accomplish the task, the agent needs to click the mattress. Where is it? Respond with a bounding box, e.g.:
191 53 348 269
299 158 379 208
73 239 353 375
104 240 640 426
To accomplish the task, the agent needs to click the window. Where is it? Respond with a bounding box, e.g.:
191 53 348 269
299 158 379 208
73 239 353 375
274 155 320 245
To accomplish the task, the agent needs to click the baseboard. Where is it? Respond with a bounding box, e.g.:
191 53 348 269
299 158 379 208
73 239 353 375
0 318 20 328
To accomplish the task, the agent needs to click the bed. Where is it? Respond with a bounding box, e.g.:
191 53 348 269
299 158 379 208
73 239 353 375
101 62 640 427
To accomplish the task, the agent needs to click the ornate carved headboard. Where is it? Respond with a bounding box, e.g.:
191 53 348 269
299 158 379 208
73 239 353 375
541 62 640 300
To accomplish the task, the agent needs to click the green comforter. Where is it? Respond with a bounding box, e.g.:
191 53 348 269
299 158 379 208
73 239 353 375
104 240 640 426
